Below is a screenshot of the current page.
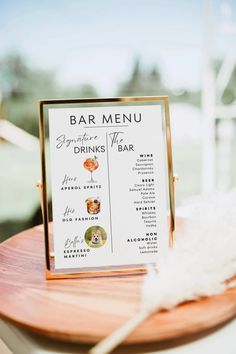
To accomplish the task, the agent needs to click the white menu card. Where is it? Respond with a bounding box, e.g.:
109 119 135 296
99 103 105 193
48 104 169 271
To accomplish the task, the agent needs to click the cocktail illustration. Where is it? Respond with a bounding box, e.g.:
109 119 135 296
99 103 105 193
85 197 101 214
83 156 99 183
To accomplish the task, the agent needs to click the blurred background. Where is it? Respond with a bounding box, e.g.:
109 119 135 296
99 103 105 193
0 0 236 241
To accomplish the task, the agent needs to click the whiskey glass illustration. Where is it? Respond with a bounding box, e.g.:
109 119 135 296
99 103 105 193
85 197 101 214
83 157 99 183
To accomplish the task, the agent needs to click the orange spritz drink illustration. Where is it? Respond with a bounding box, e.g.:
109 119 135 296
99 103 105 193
83 156 99 183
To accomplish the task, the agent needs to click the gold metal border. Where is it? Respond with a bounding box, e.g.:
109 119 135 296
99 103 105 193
39 96 175 279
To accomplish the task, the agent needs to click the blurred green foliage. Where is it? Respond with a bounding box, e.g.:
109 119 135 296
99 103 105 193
0 53 98 136
117 58 201 106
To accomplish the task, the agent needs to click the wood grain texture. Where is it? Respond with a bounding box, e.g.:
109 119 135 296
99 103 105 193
0 220 236 344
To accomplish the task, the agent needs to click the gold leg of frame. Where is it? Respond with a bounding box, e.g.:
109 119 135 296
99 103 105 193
169 174 179 248
36 180 43 214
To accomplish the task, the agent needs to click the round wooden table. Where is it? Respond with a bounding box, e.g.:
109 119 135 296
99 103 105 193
0 221 236 350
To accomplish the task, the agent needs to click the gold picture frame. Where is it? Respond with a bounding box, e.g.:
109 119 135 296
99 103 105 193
38 96 175 279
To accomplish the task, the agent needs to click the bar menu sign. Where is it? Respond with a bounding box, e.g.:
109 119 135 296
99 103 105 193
45 100 171 273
